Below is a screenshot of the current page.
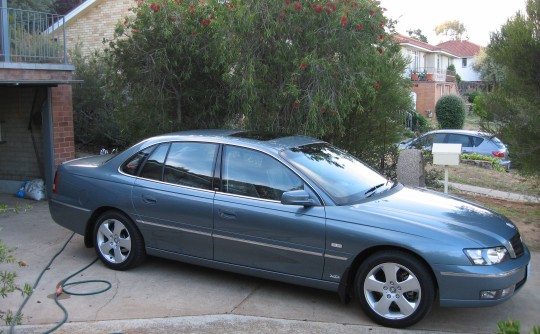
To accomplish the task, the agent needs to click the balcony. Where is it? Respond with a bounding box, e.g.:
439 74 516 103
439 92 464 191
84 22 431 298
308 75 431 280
409 67 456 83
1 5 70 69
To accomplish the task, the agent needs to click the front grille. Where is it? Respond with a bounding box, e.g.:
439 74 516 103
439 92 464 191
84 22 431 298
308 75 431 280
510 233 524 258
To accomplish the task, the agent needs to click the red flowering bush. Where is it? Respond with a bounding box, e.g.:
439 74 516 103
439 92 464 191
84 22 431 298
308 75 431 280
104 0 412 171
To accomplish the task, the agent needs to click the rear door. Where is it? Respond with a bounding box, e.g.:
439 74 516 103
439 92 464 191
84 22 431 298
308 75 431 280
131 141 218 259
213 145 326 279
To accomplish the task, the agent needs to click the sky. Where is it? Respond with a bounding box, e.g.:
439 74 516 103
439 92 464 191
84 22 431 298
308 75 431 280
378 0 527 46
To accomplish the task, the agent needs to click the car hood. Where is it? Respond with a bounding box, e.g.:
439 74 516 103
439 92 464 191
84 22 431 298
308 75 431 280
328 186 519 248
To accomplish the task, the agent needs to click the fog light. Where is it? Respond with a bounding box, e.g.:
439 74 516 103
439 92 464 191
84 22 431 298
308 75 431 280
480 285 516 300
480 290 498 299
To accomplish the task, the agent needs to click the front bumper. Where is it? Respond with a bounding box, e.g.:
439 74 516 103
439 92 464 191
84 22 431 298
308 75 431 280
434 247 530 307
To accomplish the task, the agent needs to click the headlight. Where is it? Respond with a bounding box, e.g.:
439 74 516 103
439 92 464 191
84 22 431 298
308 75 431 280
465 247 509 265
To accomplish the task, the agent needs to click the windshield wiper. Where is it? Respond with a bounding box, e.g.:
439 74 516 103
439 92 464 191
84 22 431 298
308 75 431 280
364 182 386 198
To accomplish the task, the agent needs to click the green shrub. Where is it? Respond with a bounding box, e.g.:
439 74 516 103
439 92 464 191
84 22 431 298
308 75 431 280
461 152 505 172
435 94 466 129
464 91 480 103
412 112 433 133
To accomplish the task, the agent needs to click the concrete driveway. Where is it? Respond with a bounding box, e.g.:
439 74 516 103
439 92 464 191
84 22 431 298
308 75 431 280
1 195 538 334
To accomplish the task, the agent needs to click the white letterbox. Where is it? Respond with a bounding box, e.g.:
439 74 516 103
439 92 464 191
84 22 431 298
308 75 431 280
432 143 461 165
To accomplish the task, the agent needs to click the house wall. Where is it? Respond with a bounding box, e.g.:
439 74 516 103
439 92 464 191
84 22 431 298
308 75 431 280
411 82 458 118
455 57 481 82
66 0 135 56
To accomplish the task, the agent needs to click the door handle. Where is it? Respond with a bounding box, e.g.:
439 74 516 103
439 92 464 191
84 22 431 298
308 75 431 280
142 194 157 204
219 209 236 220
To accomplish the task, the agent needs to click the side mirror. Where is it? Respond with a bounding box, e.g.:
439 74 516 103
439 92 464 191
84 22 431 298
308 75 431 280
281 190 315 207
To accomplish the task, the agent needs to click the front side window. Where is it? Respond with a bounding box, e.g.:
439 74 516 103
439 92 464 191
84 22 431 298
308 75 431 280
222 146 303 200
163 142 218 190
281 144 390 205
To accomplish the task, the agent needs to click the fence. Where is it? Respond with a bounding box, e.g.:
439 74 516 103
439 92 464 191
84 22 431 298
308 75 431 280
0 6 67 64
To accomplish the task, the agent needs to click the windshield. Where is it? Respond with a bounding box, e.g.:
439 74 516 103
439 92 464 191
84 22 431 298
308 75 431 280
281 143 391 205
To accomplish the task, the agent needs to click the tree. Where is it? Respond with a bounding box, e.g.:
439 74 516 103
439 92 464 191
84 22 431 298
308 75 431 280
54 0 85 15
7 0 55 12
434 20 467 41
472 47 504 90
478 0 540 176
221 0 412 170
105 0 230 143
407 28 428 43
102 0 413 176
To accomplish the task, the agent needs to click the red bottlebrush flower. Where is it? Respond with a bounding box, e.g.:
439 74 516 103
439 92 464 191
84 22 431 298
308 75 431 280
294 2 301 10
374 83 380 89
300 63 307 69
189 3 194 8
155 5 160 11
379 34 384 40
286 0 291 5
150 2 155 9
321 107 327 113
378 47 384 54
379 22 384 28
131 28 141 33
341 16 348 27
330 110 336 116
356 24 363 30
190 9 195 14
369 9 375 15
19 261 27 267
332 71 338 77
293 101 300 109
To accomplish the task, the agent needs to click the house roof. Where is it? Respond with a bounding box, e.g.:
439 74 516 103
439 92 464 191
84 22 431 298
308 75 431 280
63 0 104 25
395 34 459 58
435 40 482 58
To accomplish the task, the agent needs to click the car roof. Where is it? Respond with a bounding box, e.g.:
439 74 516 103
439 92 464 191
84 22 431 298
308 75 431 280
138 129 325 153
424 129 496 138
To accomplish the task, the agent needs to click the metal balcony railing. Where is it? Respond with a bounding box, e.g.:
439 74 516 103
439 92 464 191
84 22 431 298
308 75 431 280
408 67 455 82
1 6 67 64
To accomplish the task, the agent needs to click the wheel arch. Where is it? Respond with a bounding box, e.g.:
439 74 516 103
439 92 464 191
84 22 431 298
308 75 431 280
338 245 440 304
83 206 140 248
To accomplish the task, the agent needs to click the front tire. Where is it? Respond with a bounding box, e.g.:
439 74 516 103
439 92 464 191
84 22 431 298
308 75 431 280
93 211 146 270
354 251 435 328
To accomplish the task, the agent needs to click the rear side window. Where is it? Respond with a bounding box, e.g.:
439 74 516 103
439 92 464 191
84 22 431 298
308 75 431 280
163 142 218 190
447 134 472 147
140 143 170 181
121 146 156 176
471 136 484 147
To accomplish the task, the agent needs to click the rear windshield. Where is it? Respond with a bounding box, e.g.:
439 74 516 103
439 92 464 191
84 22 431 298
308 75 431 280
490 136 505 149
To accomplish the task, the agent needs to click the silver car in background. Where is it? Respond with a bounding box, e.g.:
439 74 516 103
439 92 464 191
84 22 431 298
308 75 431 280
398 129 511 170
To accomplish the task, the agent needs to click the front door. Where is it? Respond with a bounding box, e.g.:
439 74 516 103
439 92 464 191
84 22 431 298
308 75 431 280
213 145 326 279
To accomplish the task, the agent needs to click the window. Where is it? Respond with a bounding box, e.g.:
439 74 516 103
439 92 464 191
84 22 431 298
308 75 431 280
140 143 170 181
462 58 467 68
222 146 303 201
447 134 472 147
121 146 156 176
163 142 218 190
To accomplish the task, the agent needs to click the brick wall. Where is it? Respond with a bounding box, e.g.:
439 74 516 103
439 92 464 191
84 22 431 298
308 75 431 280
412 82 459 118
66 0 136 56
51 85 75 167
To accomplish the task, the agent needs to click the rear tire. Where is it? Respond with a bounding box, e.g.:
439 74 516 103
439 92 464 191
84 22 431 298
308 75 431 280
93 211 146 270
354 251 435 328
